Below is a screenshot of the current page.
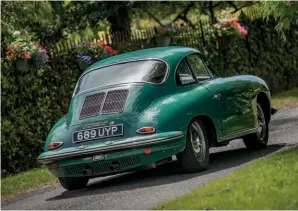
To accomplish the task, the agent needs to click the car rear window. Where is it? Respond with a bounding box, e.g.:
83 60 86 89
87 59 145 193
75 60 168 94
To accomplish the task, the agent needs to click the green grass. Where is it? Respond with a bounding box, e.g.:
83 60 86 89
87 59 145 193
1 167 57 198
155 146 298 210
272 87 298 109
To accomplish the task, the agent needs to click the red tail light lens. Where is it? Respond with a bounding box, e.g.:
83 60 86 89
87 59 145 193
136 127 156 134
48 142 63 150
50 163 58 169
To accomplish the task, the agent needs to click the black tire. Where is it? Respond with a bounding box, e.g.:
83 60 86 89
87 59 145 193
243 103 269 150
58 177 89 191
177 119 209 173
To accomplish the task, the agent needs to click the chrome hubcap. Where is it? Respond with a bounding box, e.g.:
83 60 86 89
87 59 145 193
257 105 266 140
190 122 206 162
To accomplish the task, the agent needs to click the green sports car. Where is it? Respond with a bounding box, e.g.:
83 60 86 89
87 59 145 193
37 46 275 190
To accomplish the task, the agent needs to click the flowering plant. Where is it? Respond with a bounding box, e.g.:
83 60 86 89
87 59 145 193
5 31 47 62
156 25 175 37
71 40 117 65
212 10 248 38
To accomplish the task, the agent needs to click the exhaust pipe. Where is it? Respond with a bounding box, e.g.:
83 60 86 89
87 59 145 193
271 107 278 115
82 166 93 176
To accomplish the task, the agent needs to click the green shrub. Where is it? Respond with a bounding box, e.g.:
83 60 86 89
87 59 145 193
1 60 79 176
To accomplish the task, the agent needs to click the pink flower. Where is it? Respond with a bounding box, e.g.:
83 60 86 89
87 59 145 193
212 24 217 28
238 26 248 36
42 49 47 54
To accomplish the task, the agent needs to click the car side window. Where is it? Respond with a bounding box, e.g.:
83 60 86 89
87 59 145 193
187 54 214 81
176 60 196 86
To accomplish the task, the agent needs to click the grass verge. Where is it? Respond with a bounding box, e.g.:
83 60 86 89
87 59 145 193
1 167 57 198
155 146 298 210
272 87 298 109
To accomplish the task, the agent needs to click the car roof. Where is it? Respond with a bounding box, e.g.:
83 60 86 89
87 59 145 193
84 46 201 74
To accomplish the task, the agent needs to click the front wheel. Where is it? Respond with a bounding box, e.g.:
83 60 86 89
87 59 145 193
58 177 89 191
177 119 209 173
243 103 269 150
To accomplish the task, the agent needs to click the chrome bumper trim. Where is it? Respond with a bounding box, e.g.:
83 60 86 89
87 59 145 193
37 132 184 164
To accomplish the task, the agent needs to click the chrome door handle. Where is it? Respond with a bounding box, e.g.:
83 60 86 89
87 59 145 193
213 94 221 100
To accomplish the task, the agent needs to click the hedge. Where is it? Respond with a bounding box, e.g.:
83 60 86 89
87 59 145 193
1 61 79 176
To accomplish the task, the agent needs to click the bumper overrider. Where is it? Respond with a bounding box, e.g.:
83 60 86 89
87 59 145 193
37 131 184 165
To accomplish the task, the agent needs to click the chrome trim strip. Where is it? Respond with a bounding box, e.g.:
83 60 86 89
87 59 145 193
220 127 258 142
37 132 184 164
72 58 170 96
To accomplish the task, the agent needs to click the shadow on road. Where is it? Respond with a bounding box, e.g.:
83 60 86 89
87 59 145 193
46 143 286 201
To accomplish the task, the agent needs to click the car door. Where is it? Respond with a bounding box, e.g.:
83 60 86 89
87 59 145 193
185 54 226 136
186 54 254 136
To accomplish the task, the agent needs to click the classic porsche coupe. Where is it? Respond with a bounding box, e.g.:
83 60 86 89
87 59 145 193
37 46 275 190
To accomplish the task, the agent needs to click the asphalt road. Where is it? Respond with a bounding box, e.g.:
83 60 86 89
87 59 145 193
3 108 298 210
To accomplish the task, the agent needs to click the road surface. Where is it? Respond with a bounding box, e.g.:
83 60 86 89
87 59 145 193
2 108 298 210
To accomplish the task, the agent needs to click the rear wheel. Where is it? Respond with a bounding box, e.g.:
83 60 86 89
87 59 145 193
243 103 269 149
177 119 209 173
58 177 89 191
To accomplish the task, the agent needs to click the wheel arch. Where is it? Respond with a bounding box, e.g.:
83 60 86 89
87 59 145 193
257 91 271 123
190 115 218 147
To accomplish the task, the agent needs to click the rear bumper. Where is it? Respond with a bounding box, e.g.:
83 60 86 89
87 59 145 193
37 132 184 165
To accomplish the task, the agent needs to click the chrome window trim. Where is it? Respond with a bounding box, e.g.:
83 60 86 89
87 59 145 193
174 57 198 87
73 58 170 97
186 53 212 80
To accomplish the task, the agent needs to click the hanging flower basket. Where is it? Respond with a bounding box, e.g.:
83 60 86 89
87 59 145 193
155 35 171 47
5 32 48 70
211 10 248 50
15 59 30 72
71 40 118 71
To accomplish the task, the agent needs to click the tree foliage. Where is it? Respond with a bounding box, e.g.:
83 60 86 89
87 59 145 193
261 1 298 39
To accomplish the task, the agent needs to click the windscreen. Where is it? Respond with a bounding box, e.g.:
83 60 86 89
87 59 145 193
75 60 168 94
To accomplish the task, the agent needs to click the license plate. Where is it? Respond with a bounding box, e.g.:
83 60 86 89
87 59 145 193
73 124 123 143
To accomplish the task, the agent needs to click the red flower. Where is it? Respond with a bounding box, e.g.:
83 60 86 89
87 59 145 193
6 52 9 55
14 45 18 50
25 53 31 59
97 40 104 45
113 50 117 55
104 45 113 53
231 20 240 27
10 54 15 59
160 28 166 33
18 54 21 58
6 46 12 51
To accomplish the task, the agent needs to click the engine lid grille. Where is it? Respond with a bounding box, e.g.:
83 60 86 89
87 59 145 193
79 92 105 119
102 89 129 114
79 89 129 119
